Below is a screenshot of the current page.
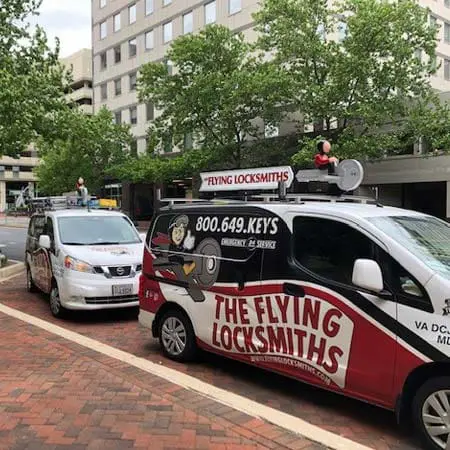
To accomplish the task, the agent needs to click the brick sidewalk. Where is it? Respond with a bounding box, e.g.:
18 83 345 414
0 311 327 450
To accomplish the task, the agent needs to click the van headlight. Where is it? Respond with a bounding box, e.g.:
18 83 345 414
64 256 95 273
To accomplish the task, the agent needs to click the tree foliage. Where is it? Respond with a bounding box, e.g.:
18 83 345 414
136 25 284 173
0 0 71 157
254 0 449 165
36 108 133 195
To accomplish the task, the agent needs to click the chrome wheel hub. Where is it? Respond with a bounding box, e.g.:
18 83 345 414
423 390 450 449
161 317 186 356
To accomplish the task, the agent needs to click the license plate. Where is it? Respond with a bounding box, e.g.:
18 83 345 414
112 284 133 296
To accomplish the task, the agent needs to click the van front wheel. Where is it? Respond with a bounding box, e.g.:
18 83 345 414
158 309 197 362
412 377 450 450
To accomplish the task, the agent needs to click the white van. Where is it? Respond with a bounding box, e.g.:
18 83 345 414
26 207 145 318
138 165 450 450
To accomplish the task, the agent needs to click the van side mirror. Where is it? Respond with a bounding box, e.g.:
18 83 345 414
39 234 51 249
352 259 384 293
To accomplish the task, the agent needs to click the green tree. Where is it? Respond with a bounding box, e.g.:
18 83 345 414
36 108 133 195
135 24 284 175
0 0 72 158
253 0 447 165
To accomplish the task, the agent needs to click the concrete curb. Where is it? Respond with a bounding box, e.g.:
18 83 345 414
0 260 25 280
0 224 28 229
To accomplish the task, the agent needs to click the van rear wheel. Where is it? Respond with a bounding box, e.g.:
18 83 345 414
158 309 197 362
412 377 450 450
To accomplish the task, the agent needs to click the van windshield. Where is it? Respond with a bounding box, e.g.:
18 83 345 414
369 215 450 278
57 216 141 245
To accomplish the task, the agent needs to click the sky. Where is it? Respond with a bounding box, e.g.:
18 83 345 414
30 0 92 58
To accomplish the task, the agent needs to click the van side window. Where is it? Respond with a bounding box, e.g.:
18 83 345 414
293 217 374 285
44 217 55 248
32 216 45 239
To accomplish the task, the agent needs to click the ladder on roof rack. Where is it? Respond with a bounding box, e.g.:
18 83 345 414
158 197 245 207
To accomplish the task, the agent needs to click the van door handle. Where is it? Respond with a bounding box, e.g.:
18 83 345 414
283 283 305 297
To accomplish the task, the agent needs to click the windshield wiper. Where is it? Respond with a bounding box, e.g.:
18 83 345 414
86 241 121 245
62 242 88 246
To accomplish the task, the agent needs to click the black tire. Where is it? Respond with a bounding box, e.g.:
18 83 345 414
49 280 67 319
412 376 450 450
158 309 197 362
26 265 38 293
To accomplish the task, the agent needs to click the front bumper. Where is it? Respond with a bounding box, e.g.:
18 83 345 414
58 272 140 310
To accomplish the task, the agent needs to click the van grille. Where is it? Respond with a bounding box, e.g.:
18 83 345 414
85 295 138 305
108 266 132 277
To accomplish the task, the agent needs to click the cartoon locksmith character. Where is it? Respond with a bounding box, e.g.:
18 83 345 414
151 215 206 302
314 140 339 174
168 215 196 275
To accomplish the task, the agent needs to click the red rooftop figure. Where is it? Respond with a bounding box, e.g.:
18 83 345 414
314 140 339 174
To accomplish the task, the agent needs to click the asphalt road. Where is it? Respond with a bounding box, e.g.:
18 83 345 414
0 227 27 262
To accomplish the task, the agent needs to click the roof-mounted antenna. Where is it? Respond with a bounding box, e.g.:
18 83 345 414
278 180 287 201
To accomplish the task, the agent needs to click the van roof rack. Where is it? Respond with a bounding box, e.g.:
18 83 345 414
251 193 382 205
29 195 120 213
158 193 382 208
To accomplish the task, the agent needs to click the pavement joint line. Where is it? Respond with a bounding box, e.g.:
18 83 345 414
0 301 374 450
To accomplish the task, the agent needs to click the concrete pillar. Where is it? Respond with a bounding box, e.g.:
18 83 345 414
0 181 5 212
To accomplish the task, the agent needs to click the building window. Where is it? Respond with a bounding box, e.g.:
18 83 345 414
113 13 121 32
430 15 438 36
264 123 279 138
163 21 173 43
145 30 154 49
445 22 450 43
114 78 122 96
130 106 137 125
337 21 347 42
130 139 138 156
446 0 450 8
129 3 136 24
184 133 193 150
445 59 450 80
229 0 241 15
414 48 422 61
100 52 107 70
163 134 172 153
165 59 173 75
100 21 107 39
129 72 137 91
114 111 122 124
100 0 106 8
146 102 154 121
100 83 107 100
114 45 121 63
183 11 193 34
205 1 216 25
129 38 137 57
146 0 153 15
163 0 172 5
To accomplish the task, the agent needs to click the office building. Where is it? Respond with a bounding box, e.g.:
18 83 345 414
92 0 450 220
61 48 94 115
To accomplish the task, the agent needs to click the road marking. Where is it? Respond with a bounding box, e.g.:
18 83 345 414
0 303 374 450
0 270 25 284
